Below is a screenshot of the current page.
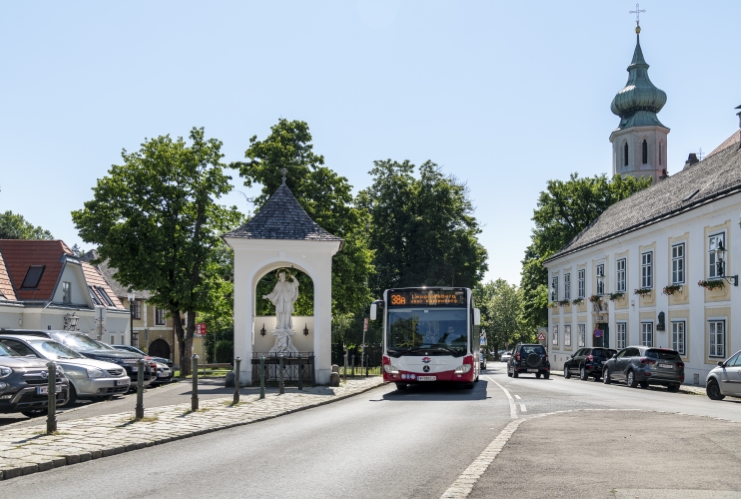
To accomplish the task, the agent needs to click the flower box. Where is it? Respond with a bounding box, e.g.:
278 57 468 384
662 284 682 296
571 298 584 306
588 295 602 303
608 292 624 301
557 299 571 307
698 279 725 291
633 288 652 296
547 302 558 309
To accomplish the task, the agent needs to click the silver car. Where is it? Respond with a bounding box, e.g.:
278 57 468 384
0 334 130 405
501 351 512 363
706 349 741 400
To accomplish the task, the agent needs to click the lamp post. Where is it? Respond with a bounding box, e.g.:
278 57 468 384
127 291 136 346
715 241 739 286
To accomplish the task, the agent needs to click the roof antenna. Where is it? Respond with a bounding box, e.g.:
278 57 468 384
697 148 704 161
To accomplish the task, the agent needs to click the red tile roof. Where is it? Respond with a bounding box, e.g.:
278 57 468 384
0 240 71 301
81 262 125 309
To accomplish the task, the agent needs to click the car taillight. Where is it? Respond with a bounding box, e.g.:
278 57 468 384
639 357 656 365
677 362 685 369
515 354 521 361
587 355 594 361
545 355 549 361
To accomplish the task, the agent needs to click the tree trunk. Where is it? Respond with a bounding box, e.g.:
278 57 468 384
173 310 193 376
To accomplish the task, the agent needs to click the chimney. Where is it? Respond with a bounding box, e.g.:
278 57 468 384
683 153 699 170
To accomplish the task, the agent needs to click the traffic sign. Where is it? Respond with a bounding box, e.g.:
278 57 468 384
537 331 546 341
195 323 207 337
363 318 368 332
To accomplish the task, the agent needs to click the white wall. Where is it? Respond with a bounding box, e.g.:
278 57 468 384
253 316 315 353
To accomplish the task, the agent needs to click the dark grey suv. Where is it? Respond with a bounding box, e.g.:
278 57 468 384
507 343 550 379
602 346 685 391
0 341 70 417
564 347 617 381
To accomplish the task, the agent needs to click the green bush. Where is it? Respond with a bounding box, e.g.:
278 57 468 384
214 340 234 364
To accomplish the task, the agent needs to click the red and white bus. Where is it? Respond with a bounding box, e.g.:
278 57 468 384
371 287 482 390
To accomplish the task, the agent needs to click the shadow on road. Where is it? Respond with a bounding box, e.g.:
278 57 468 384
380 380 489 401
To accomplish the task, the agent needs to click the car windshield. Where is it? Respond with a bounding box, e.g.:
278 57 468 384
645 349 680 361
520 345 546 356
387 308 468 357
0 342 19 357
29 339 84 360
88 338 117 350
53 332 105 352
594 348 617 358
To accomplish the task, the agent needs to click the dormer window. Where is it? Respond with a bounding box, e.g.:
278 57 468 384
624 142 629 166
642 139 648 164
21 265 45 289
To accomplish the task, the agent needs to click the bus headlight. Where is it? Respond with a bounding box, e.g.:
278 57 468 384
454 364 472 374
383 364 399 374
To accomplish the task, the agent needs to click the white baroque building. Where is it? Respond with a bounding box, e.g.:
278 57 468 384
544 27 741 386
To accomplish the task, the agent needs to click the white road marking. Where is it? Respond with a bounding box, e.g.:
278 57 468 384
439 418 526 499
486 376 517 419
514 395 521 400
520 403 527 412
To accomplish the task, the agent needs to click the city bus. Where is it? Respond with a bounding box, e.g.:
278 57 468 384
370 287 482 390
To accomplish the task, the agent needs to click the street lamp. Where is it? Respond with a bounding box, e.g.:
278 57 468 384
127 290 136 346
715 241 739 286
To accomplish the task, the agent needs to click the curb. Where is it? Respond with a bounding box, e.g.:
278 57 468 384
0 379 387 481
548 370 711 397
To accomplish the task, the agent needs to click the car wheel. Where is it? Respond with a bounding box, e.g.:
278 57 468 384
603 368 612 384
21 409 47 418
706 379 725 400
564 366 571 379
667 384 680 393
512 368 519 378
543 373 550 379
63 384 78 407
579 366 588 381
639 381 649 389
395 383 407 391
507 367 513 377
475 375 479 382
626 370 638 388
536 373 541 379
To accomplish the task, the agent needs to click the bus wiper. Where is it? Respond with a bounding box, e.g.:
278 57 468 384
407 346 461 356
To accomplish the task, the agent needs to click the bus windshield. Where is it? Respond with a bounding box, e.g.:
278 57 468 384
387 308 468 357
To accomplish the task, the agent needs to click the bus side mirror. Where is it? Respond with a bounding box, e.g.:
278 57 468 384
370 303 377 321
473 308 481 326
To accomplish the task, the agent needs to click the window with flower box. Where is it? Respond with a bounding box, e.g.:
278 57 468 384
596 263 605 295
641 251 653 289
708 233 725 279
578 270 585 298
551 276 559 302
564 273 571 300
616 258 626 293
672 243 685 285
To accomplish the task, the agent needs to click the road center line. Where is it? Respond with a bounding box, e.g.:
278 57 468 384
520 403 527 412
439 418 526 499
486 376 517 419
514 395 521 400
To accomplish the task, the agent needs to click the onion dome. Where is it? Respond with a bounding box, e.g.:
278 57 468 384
611 29 667 129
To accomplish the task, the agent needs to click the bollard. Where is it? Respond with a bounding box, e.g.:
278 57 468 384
351 355 355 377
343 351 348 382
46 361 57 434
135 358 145 420
191 354 199 411
297 353 303 391
233 357 241 405
279 354 285 395
259 355 266 399
365 355 369 377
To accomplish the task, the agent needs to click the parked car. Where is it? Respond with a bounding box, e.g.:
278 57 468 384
563 347 617 381
602 346 684 391
0 341 70 417
507 343 550 379
705 349 741 400
152 362 173 384
479 352 487 370
0 330 156 388
112 344 173 368
0 334 130 405
501 351 512 363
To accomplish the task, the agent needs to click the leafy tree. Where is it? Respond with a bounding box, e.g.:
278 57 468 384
72 127 242 374
0 211 54 240
475 279 526 354
519 173 652 332
358 159 488 295
233 119 374 316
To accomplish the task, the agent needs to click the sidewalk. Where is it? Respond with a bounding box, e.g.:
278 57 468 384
0 377 384 481
549 369 710 396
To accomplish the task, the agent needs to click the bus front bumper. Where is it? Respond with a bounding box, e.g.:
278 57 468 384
384 369 475 383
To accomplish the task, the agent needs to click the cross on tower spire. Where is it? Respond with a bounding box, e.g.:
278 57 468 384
630 3 646 33
280 168 287 185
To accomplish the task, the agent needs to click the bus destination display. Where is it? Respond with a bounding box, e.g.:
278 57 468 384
388 290 466 307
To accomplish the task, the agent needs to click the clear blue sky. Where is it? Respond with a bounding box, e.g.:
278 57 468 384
1 1 738 286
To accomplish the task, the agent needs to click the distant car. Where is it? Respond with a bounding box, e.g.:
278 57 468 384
112 345 173 368
563 347 617 381
705 349 741 400
152 362 173 384
507 343 550 379
602 346 684 391
0 341 70 417
0 334 130 405
501 351 512 363
479 352 487 370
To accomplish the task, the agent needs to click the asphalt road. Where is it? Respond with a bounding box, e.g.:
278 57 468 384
3 363 741 498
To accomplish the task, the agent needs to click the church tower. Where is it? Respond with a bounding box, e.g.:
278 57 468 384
609 24 669 183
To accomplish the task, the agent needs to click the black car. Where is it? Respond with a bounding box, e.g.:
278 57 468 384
112 345 173 368
507 343 550 379
0 341 70 417
563 347 617 381
0 329 156 388
602 346 685 391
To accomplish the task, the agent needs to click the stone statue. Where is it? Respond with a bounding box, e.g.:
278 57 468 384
262 271 300 353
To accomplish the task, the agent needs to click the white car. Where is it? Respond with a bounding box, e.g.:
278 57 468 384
501 351 513 363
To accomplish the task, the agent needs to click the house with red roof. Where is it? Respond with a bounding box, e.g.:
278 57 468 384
0 240 131 343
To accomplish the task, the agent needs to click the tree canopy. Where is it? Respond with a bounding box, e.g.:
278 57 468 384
233 119 374 316
0 211 54 240
519 173 652 332
474 279 526 351
358 159 488 296
72 127 242 373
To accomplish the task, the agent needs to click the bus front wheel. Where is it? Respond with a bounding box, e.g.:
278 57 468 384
395 383 407 390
